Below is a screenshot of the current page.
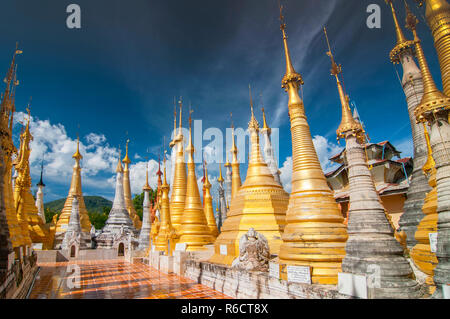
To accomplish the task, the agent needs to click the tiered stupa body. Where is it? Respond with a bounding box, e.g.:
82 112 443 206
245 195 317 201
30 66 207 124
277 10 348 285
405 8 450 298
410 123 439 293
203 164 219 238
61 196 90 250
96 159 138 248
13 111 54 250
122 141 142 230
0 144 13 271
54 139 92 248
170 102 187 234
154 158 176 254
35 164 46 224
150 159 163 245
209 93 289 265
138 164 152 250
0 49 28 252
387 0 430 250
261 108 282 185
177 114 214 251
169 109 179 198
230 128 242 200
325 29 421 298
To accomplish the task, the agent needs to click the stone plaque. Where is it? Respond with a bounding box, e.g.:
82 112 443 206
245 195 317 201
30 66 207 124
287 265 311 284
269 262 280 279
338 272 368 299
220 244 227 255
175 243 187 251
429 232 438 253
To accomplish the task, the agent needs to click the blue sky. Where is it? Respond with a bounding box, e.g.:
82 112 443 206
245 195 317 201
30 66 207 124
0 0 443 202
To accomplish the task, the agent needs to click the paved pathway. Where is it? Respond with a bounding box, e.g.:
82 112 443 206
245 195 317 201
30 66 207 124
28 259 232 299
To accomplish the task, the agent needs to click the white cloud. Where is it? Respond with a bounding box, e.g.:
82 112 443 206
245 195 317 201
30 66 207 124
393 138 413 159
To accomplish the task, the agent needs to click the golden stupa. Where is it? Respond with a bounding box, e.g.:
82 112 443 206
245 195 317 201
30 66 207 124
122 140 142 229
177 110 215 251
277 7 348 285
170 100 187 233
154 157 176 255
230 124 242 199
13 108 54 249
419 0 450 96
203 163 219 238
410 123 439 293
0 47 29 251
54 137 92 246
150 157 163 245
209 88 289 265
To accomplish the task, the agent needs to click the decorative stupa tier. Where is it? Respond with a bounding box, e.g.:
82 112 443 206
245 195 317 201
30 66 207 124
35 162 46 224
170 100 187 233
122 140 142 230
209 89 289 265
217 164 227 231
388 0 430 250
261 107 282 185
169 105 179 198
177 111 214 251
406 8 450 298
61 196 90 250
326 28 421 297
54 138 92 248
96 158 138 248
203 163 219 238
13 108 54 250
276 7 348 285
420 0 450 96
154 157 176 255
410 123 439 294
150 157 163 246
0 47 28 250
138 162 152 250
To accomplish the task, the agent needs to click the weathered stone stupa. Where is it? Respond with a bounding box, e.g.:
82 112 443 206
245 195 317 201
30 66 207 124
277 7 348 285
61 196 90 250
138 163 152 250
209 89 289 265
96 158 138 249
325 27 421 298
405 7 450 298
261 107 281 185
177 111 215 251
387 0 429 250
217 164 227 231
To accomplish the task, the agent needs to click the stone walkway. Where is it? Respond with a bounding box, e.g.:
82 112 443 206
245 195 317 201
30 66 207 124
28 259 232 299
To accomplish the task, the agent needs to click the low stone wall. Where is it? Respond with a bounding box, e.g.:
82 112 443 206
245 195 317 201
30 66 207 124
36 249 124 263
183 260 352 299
0 255 39 299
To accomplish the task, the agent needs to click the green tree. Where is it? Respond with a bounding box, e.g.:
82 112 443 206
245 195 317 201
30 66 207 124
44 207 61 224
88 206 110 230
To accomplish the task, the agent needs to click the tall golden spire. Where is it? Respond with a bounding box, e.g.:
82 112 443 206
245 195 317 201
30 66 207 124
324 27 363 140
55 135 92 247
387 0 415 63
177 109 214 251
170 98 178 148
416 0 450 95
122 139 142 229
154 155 176 255
405 6 450 122
218 163 224 183
143 161 151 191
14 106 54 249
229 115 242 199
261 107 271 134
209 88 289 266
170 99 187 232
277 6 348 285
203 163 219 238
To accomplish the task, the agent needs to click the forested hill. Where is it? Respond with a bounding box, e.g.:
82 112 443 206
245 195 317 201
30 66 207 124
44 196 112 213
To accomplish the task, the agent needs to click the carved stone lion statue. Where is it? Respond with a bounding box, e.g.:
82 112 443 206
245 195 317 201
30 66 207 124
232 228 270 272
